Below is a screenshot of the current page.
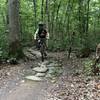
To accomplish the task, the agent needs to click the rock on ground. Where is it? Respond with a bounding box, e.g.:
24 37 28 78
25 75 42 81
33 66 48 73
35 73 46 77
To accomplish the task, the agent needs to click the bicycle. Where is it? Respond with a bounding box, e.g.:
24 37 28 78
37 38 47 62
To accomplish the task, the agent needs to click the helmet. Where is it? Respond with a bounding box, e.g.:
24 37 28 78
38 21 44 26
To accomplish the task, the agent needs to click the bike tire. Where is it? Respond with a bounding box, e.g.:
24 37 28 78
40 43 45 62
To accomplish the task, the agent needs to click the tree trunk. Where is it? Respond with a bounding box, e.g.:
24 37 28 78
51 0 56 33
8 0 23 58
41 0 44 21
33 0 37 30
78 0 83 44
45 0 50 30
83 0 90 48
55 0 61 33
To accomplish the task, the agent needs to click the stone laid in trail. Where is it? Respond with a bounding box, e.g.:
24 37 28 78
35 73 46 77
42 60 50 65
25 64 48 81
47 63 59 67
23 48 41 60
25 75 42 81
23 50 35 60
33 64 48 73
28 48 41 57
24 59 63 82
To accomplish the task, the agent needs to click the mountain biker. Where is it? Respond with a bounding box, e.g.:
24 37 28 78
34 22 49 50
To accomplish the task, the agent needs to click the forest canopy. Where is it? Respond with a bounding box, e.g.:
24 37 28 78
0 0 100 58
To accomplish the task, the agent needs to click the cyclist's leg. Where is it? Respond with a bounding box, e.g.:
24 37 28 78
43 38 47 57
36 38 41 50
40 38 45 61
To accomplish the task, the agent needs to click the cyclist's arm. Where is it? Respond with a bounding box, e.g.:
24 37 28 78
46 32 49 39
34 29 38 40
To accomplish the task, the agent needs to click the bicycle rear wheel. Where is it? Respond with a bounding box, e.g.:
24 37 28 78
39 38 47 62
40 43 45 62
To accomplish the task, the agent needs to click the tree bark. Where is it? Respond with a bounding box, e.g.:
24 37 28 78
33 0 37 30
78 0 84 45
55 0 61 33
41 0 44 21
8 0 23 58
51 0 57 33
45 0 50 30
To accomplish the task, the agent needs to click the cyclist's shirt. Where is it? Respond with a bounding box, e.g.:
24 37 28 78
38 29 47 38
34 29 49 40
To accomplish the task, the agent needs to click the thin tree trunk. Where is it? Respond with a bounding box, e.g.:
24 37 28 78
86 0 90 33
55 0 61 33
78 0 83 44
33 0 37 29
45 0 50 30
84 0 90 47
41 0 44 21
51 0 56 33
1 12 6 27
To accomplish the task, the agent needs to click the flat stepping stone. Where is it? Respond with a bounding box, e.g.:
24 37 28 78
23 48 41 59
28 49 41 57
35 73 46 77
47 63 59 67
25 75 42 81
42 61 49 65
33 65 48 73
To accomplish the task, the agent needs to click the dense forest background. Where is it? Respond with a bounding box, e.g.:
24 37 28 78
0 0 100 58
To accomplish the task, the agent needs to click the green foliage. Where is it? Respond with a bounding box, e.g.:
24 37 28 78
83 59 93 75
0 31 9 58
83 58 100 76
0 0 100 58
48 67 63 77
97 64 100 68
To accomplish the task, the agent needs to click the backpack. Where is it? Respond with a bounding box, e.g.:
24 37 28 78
38 29 47 38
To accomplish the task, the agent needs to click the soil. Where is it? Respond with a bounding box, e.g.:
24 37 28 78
0 51 100 100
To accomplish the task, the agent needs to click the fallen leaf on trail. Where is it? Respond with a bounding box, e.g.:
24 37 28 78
95 83 100 90
58 91 66 96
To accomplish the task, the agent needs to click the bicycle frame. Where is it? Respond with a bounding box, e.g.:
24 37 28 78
38 38 46 62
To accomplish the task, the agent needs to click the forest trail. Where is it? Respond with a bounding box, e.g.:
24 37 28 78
0 50 64 100
0 50 100 100
0 80 49 100
0 62 52 100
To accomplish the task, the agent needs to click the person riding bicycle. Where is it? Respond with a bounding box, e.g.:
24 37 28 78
34 22 49 50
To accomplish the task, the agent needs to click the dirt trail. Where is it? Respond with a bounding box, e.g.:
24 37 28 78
0 80 49 100
0 52 73 100
1 51 99 100
0 62 51 100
